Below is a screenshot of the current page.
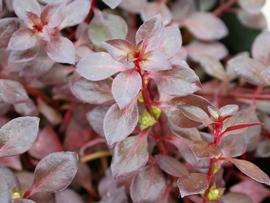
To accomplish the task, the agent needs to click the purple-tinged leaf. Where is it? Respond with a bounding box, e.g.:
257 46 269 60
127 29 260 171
0 175 10 203
13 0 41 23
46 36 75 64
0 18 20 48
88 11 128 47
220 134 247 157
112 70 142 109
184 12 228 40
8 49 38 64
76 52 125 81
221 192 252 203
130 166 166 202
252 31 270 66
41 3 65 29
7 28 37 51
14 99 38 116
0 156 22 170
99 186 127 203
219 104 239 117
228 158 270 185
140 51 171 71
24 152 78 197
239 0 266 14
28 127 63 160
111 135 148 178
102 0 121 9
151 63 200 100
55 189 83 203
0 80 29 104
155 155 189 177
0 166 20 191
0 117 40 157
60 0 91 29
71 78 113 105
103 102 138 145
190 140 221 159
177 173 208 198
120 0 146 13
237 10 267 30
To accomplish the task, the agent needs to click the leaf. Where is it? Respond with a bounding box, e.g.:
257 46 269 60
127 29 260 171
193 55 227 81
12 0 41 23
7 28 37 51
177 173 208 198
102 0 122 9
0 18 20 48
41 3 65 29
186 41 228 60
8 49 38 64
184 12 228 40
0 175 10 203
151 63 200 100
12 199 36 203
239 0 266 14
112 70 142 109
119 0 146 13
28 127 63 160
252 31 270 66
220 134 247 157
229 158 270 185
88 11 128 47
55 189 83 203
59 0 91 29
103 102 138 145
190 140 221 159
0 80 29 104
46 36 75 64
130 166 166 202
222 192 252 203
237 10 267 30
140 2 172 25
71 78 113 104
255 140 270 158
0 117 40 157
25 152 78 197
219 104 239 117
76 52 125 81
111 135 148 178
155 155 189 177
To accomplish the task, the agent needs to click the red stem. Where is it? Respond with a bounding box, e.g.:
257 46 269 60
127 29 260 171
213 0 238 16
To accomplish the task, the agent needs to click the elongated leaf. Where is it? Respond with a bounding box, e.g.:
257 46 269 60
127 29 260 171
8 28 37 51
112 70 142 109
71 78 113 105
103 102 138 145
252 31 270 66
0 117 40 157
239 0 266 14
55 189 83 203
222 192 252 203
25 152 78 197
0 18 20 48
229 158 270 185
12 199 36 203
190 140 221 159
177 173 208 197
0 175 10 203
13 0 41 23
130 166 166 202
76 52 125 81
102 0 122 9
155 155 188 177
111 135 148 178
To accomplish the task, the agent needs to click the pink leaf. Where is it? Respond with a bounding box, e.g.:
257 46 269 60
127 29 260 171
228 158 270 185
41 3 65 28
12 199 36 203
46 36 75 64
190 140 221 159
252 31 270 66
102 0 122 9
222 192 252 203
103 102 138 145
184 12 228 40
239 0 266 14
177 173 208 198
0 79 29 104
76 52 125 81
8 28 37 51
0 18 20 48
130 166 166 202
155 155 189 177
111 135 148 178
0 117 40 157
0 175 10 203
112 70 142 109
25 152 78 197
59 0 91 29
13 0 41 23
140 51 171 71
71 78 113 105
55 189 83 203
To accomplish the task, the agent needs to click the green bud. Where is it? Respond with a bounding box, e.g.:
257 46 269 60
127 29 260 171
151 106 161 120
207 185 224 201
11 188 23 199
139 110 156 130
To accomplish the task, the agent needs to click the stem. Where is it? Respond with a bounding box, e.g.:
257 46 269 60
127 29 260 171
80 150 111 163
213 0 238 16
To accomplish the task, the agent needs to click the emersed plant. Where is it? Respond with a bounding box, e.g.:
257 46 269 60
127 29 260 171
0 0 270 203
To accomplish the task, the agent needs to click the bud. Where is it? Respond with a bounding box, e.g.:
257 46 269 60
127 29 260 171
207 185 224 201
11 188 22 199
139 110 156 130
